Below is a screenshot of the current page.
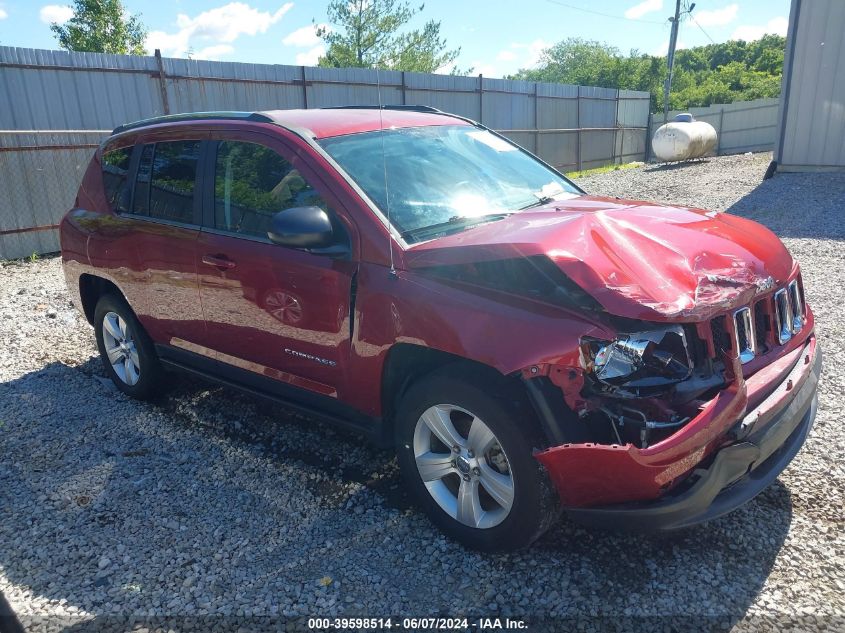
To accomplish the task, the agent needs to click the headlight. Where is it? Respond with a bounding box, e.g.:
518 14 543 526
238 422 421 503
582 325 693 390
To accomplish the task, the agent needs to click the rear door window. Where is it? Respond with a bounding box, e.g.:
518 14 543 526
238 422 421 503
130 141 200 223
148 140 201 224
101 146 133 213
132 144 154 216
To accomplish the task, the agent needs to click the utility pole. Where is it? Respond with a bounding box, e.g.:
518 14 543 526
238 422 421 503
663 0 682 123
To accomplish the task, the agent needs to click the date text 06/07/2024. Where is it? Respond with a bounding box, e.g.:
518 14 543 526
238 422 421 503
306 617 528 630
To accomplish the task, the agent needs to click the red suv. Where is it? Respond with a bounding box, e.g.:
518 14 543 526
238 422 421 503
61 107 821 551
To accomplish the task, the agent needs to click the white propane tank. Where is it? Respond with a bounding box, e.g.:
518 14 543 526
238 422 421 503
651 114 718 162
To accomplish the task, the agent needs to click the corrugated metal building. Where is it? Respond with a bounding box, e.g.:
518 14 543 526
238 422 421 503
774 0 845 172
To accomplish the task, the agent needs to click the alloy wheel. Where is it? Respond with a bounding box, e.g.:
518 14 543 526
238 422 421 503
413 404 515 529
102 311 141 386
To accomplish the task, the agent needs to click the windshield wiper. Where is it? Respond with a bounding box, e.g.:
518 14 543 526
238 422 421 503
401 213 512 242
518 196 555 210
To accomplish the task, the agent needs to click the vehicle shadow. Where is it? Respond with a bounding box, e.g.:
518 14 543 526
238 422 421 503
725 170 845 240
0 360 792 632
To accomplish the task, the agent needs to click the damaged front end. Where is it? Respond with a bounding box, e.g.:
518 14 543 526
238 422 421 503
525 271 820 522
404 196 820 527
579 324 724 450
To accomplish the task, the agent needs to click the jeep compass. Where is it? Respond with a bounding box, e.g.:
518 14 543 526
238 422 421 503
60 107 822 551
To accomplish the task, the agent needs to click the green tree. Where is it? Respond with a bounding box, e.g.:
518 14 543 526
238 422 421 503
512 35 786 112
50 0 147 55
316 0 461 73
519 39 624 87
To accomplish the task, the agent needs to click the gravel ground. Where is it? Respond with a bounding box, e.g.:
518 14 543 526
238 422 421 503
1 152 843 632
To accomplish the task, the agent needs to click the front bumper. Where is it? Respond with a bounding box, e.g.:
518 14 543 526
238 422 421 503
536 336 821 531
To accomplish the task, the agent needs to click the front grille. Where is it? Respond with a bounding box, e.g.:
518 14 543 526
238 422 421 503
733 307 756 363
711 316 731 354
788 279 804 332
774 288 793 344
707 278 805 363
754 299 769 352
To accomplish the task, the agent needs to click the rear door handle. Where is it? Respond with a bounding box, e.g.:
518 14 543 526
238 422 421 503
202 254 237 270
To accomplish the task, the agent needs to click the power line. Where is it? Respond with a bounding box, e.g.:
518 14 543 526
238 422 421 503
689 15 717 44
543 0 667 25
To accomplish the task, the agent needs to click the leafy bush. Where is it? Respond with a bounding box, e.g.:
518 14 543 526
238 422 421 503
512 35 786 112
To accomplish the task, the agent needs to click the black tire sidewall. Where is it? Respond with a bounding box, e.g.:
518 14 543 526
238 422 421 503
94 294 161 400
395 370 554 552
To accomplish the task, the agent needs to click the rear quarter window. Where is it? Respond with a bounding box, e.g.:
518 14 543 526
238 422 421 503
101 146 133 213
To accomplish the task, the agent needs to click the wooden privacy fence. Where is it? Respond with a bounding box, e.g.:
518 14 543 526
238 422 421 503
0 45 652 259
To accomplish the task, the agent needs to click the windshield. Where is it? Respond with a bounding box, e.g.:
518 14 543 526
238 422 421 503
318 125 582 242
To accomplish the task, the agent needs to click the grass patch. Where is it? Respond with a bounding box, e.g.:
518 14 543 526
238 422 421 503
566 162 643 179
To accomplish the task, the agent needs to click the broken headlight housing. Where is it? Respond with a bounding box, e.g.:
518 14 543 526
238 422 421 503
582 325 693 392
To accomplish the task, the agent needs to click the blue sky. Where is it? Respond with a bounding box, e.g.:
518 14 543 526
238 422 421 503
0 0 791 76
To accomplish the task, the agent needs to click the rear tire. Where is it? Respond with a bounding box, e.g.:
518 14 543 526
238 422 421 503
395 366 558 552
94 294 163 400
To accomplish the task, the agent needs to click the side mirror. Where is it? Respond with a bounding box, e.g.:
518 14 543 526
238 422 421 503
267 206 334 249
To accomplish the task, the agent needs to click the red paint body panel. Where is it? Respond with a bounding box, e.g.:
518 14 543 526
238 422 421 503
60 110 819 518
260 108 468 139
406 197 794 322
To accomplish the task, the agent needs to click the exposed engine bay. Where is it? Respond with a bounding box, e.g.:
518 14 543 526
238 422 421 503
575 323 727 449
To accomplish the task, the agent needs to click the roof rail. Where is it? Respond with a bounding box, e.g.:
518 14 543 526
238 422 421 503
320 104 444 114
111 111 274 136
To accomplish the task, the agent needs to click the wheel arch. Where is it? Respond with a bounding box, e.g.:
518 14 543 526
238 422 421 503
380 343 530 436
78 274 125 325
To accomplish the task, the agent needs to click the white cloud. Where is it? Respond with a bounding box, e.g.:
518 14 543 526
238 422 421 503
471 62 499 78
179 2 293 42
0 8 7 20
484 39 550 76
283 23 329 47
294 45 325 66
731 16 788 41
521 39 549 68
652 39 687 57
39 4 73 24
496 49 516 62
625 0 662 20
500 39 551 68
146 2 293 57
194 44 235 60
146 29 190 56
693 4 738 27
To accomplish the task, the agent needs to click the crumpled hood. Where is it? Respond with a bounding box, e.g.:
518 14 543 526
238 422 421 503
404 196 795 321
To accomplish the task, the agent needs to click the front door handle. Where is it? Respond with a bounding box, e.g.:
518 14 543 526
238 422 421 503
202 254 237 270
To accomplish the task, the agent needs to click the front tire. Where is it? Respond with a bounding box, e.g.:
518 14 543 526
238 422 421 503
94 294 162 400
395 367 558 551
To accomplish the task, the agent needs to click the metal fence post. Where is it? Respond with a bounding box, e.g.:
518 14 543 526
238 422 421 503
478 73 483 124
717 107 724 154
615 90 621 165
534 82 540 154
401 71 406 105
576 85 582 172
619 127 625 166
154 49 170 115
301 66 308 109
